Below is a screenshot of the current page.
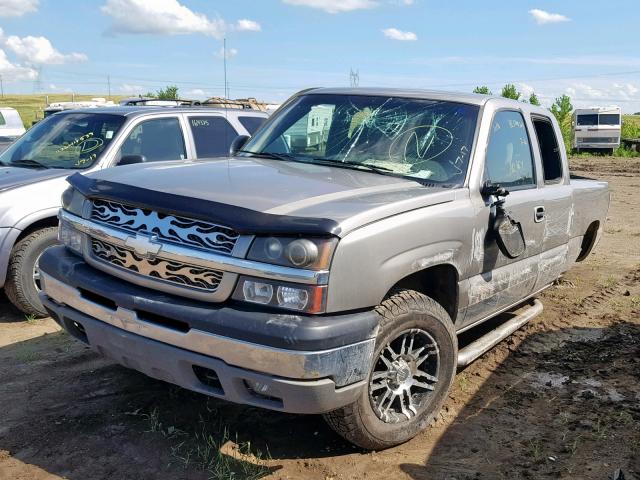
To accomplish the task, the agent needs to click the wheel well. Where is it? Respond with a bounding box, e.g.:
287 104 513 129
390 264 459 322
16 217 59 243
576 221 599 262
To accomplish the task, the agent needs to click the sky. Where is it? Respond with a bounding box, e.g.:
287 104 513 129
0 0 639 113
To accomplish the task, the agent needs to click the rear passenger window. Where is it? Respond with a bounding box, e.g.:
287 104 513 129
0 113 5 126
485 111 535 188
189 116 238 157
238 116 266 135
532 117 563 183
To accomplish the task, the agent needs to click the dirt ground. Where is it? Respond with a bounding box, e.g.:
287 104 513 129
0 155 638 480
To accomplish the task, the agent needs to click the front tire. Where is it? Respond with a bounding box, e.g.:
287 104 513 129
324 289 457 450
5 227 58 317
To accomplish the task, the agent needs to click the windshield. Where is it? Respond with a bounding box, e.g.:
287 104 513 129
0 112 126 169
576 114 598 126
241 94 479 186
599 113 620 125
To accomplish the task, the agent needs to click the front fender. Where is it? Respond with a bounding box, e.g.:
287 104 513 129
326 200 473 313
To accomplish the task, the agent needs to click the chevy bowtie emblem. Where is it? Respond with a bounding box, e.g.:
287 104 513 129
124 233 162 259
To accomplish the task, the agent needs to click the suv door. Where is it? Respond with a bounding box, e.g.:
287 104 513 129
530 114 575 290
115 116 187 164
186 115 240 158
463 109 545 327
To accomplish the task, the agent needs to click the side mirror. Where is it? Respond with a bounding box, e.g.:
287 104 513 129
119 154 147 166
481 182 509 198
229 135 250 156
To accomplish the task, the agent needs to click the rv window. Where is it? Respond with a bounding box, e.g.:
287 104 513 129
532 117 563 183
576 114 598 126
599 114 620 125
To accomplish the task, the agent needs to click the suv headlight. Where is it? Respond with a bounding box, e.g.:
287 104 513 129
58 219 83 255
61 186 85 216
247 236 337 270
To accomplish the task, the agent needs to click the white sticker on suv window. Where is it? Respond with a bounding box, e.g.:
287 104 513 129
105 131 114 139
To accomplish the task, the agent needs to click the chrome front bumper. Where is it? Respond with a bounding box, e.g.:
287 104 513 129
40 272 375 413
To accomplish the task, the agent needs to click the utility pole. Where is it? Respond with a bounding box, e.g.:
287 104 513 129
107 75 111 99
350 68 359 88
223 38 228 99
0 75 4 98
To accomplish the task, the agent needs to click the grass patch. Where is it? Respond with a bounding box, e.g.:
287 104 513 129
13 345 40 363
0 94 124 128
138 406 271 480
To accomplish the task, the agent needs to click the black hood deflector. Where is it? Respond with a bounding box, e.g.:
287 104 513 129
68 173 341 236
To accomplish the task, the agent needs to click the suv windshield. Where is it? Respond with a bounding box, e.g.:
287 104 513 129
0 112 126 169
241 94 479 186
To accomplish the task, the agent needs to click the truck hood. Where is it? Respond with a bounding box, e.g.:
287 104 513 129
85 158 459 236
0 166 71 193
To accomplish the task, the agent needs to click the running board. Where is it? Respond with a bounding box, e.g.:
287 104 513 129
457 299 543 367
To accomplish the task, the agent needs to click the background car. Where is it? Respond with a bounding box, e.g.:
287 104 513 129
0 104 268 316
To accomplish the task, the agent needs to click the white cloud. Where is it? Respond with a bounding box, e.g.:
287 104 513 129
2 34 87 65
398 0 415 4
215 47 238 59
0 48 37 81
0 0 38 17
529 9 570 25
235 19 261 32
282 0 377 14
382 27 417 41
0 28 86 65
517 82 536 98
186 88 211 99
101 0 226 38
119 83 145 94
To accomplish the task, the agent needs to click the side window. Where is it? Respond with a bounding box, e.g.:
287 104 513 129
119 117 186 162
238 116 266 135
485 110 535 188
189 116 238 157
532 117 563 183
0 112 5 126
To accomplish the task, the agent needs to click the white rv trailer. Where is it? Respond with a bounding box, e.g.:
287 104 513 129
572 106 621 153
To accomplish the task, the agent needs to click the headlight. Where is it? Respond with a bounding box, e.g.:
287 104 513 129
58 219 83 255
232 276 327 313
61 186 85 216
247 237 337 270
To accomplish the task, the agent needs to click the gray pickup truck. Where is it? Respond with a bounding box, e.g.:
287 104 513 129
39 88 609 449
0 105 267 316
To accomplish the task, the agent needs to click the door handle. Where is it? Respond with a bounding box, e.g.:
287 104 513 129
534 206 545 223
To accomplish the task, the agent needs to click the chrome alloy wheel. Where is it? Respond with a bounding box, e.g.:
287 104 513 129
33 251 44 292
369 328 440 423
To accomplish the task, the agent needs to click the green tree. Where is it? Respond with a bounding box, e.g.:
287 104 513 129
550 94 573 151
156 85 179 100
528 92 541 106
500 83 521 100
473 86 492 95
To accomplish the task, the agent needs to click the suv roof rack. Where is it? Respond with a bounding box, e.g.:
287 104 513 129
200 97 266 111
119 97 202 106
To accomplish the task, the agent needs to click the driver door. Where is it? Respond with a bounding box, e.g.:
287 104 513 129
462 110 545 327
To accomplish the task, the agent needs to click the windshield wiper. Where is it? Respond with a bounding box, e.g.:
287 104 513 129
236 150 300 162
316 159 394 173
9 159 49 169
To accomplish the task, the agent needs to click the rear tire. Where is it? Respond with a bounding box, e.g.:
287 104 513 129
323 289 457 450
4 227 58 317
